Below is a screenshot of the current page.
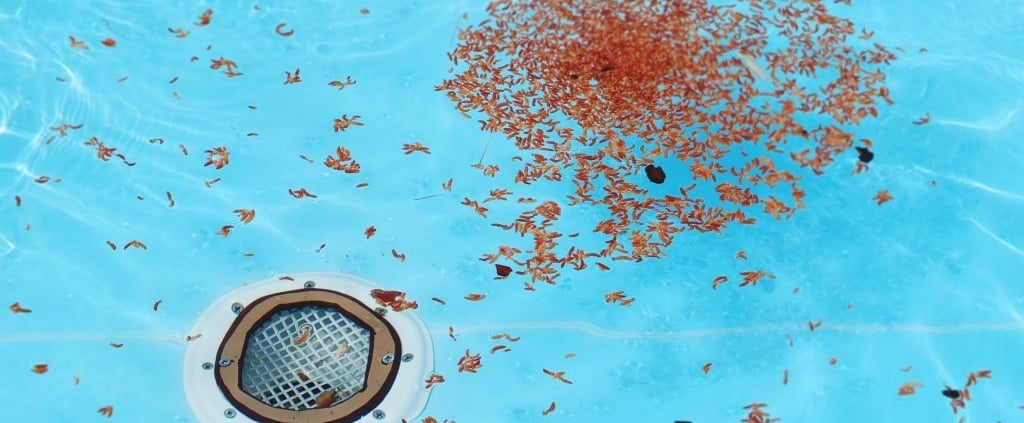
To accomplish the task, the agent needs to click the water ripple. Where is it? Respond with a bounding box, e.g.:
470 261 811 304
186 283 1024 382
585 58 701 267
935 106 1021 132
969 218 1024 258
913 165 1024 203
0 232 14 259
0 91 19 135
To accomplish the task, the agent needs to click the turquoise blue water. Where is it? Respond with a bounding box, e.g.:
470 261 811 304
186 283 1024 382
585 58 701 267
2 0 1024 422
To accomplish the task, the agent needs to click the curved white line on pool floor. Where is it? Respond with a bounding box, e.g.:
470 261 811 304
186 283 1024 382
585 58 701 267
969 218 1024 257
2 320 1023 344
913 165 1024 203
934 107 1020 132
438 320 1024 339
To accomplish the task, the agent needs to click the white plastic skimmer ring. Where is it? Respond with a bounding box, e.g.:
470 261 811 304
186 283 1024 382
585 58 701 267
184 272 434 423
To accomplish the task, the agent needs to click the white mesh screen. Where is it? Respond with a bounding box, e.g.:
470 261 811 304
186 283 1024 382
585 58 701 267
240 304 373 410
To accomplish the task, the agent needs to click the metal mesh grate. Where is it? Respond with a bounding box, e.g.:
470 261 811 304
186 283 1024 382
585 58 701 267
240 304 372 411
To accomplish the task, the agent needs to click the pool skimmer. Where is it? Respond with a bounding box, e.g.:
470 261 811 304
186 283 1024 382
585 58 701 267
184 273 434 423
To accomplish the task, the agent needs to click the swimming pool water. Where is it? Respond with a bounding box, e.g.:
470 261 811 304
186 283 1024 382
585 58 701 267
1 0 1023 422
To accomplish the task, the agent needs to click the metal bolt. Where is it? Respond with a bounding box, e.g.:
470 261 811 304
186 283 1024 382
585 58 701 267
381 353 394 365
230 302 244 314
201 362 214 370
224 408 237 418
374 307 387 316
401 353 414 363
372 409 385 419
218 358 233 367
304 280 316 288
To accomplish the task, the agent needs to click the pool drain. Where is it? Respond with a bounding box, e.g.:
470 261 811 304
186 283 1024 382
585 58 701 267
184 273 434 423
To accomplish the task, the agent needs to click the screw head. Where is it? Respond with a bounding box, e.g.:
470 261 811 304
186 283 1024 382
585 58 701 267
401 353 414 362
372 409 385 419
201 362 214 370
230 302 244 314
224 408 237 418
303 280 316 288
218 358 233 367
381 353 394 365
374 307 387 316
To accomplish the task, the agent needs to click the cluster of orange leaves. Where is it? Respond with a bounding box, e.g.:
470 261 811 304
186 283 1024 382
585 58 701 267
438 0 896 285
403 141 431 154
603 290 635 306
234 209 255 224
897 380 922 396
209 56 243 78
90 136 131 164
457 349 483 373
369 289 419 312
488 331 518 353
742 403 780 423
332 114 363 132
203 146 230 169
283 68 301 84
97 405 113 418
714 269 777 289
47 122 82 143
873 189 894 205
212 209 257 239
949 370 992 414
324 145 361 173
49 127 136 167
424 373 445 389
288 188 317 199
895 368 993 416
